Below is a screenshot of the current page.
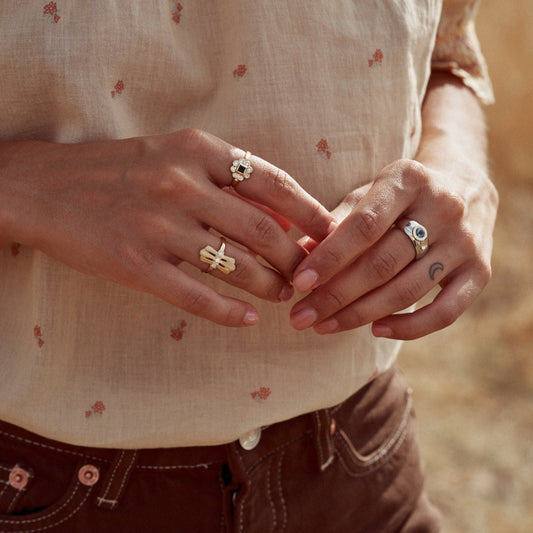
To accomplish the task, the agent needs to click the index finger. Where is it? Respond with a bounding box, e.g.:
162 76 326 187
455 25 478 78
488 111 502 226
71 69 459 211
291 164 421 292
195 133 336 242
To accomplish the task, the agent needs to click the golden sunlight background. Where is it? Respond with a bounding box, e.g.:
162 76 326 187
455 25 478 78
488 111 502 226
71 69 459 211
401 1 533 531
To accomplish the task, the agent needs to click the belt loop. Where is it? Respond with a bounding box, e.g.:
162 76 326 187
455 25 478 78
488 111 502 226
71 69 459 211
311 409 335 471
96 450 138 510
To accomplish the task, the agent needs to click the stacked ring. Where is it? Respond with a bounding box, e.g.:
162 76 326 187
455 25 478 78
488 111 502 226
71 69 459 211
199 237 236 274
398 219 429 260
230 151 253 187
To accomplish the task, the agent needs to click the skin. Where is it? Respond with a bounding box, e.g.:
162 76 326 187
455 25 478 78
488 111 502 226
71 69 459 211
290 71 499 340
0 129 335 327
0 71 498 339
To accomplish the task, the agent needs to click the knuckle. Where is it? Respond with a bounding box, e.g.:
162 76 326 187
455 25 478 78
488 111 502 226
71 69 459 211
250 214 279 246
223 304 247 326
268 168 296 198
393 279 424 306
367 249 400 281
343 189 365 209
175 128 211 154
456 231 477 257
345 305 365 328
322 245 347 271
352 208 380 243
114 242 152 283
182 288 210 315
435 306 459 330
306 201 326 232
397 159 430 190
386 158 430 191
233 253 255 282
321 287 347 310
153 168 191 200
441 193 467 221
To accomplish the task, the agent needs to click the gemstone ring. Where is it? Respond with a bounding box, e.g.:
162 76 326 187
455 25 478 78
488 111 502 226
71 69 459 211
397 219 429 260
230 151 253 187
199 237 236 274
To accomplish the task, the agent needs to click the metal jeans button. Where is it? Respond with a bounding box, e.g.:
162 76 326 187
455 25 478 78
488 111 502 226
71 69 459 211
78 464 100 486
238 427 262 450
9 467 30 490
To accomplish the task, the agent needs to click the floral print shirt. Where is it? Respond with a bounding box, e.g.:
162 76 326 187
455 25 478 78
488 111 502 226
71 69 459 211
0 0 492 447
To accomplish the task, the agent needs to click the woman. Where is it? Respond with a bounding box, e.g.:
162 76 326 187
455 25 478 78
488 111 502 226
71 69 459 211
0 1 497 531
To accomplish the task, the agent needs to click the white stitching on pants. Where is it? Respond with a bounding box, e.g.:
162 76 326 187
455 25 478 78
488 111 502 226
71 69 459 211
5 489 24 515
238 478 250 533
136 462 219 470
245 433 309 476
0 486 93 533
339 394 412 466
276 451 287 531
234 446 248 533
0 481 8 500
96 450 125 509
0 483 85 525
335 395 412 478
266 457 276 533
112 450 137 506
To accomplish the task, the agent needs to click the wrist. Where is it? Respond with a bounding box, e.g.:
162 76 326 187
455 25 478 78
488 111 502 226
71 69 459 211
0 140 50 246
0 142 19 245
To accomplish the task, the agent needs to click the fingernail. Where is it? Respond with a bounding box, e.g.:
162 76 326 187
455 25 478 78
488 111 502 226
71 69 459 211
327 220 338 234
293 269 319 292
372 323 393 338
290 307 318 330
243 310 260 326
314 318 339 335
278 283 294 302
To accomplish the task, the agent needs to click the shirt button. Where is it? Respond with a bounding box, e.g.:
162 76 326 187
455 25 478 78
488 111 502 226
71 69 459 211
78 464 100 486
9 467 30 490
239 427 262 450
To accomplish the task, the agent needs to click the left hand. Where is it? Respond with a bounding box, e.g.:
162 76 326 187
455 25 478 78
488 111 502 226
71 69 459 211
289 158 498 340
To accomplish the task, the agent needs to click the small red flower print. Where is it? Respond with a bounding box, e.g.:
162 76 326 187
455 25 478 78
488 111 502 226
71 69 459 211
111 80 125 98
11 243 21 256
43 2 61 23
368 49 383 67
233 64 247 79
316 138 332 160
170 320 187 342
172 3 183 24
33 326 44 348
86 401 106 418
251 387 271 401
92 401 106 414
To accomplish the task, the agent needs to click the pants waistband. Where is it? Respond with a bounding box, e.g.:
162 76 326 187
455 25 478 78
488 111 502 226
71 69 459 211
0 368 397 511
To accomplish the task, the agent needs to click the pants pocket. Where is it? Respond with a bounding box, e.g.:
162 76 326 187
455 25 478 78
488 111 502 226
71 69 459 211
334 389 414 477
0 430 96 532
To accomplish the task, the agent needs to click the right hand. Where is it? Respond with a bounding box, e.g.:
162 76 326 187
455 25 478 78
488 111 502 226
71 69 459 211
0 129 335 326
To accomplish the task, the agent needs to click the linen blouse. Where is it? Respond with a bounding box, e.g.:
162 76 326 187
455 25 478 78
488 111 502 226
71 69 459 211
0 0 493 447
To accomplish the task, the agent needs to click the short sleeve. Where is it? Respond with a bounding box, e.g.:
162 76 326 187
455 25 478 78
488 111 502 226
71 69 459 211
432 0 494 104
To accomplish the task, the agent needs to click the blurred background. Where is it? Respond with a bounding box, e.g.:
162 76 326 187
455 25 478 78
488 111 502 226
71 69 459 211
401 0 533 531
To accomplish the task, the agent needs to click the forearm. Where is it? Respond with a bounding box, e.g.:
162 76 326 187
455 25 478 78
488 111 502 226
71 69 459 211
416 70 491 180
